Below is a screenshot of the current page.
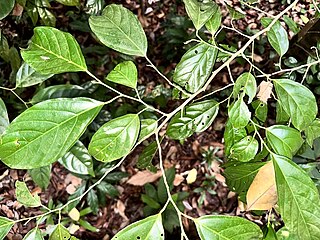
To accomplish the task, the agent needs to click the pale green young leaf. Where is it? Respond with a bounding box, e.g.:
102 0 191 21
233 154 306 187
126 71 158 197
0 217 14 240
58 141 95 176
173 43 218 93
23 228 44 240
183 0 216 30
261 18 289 56
205 4 222 35
274 79 317 130
233 72 257 103
272 154 320 239
112 214 164 240
88 114 140 162
167 99 219 140
28 165 51 190
89 4 147 56
305 119 320 147
195 215 263 240
229 136 259 162
15 181 41 207
266 125 304 158
138 119 157 142
0 98 9 135
49 224 71 240
21 27 87 74
55 0 80 6
228 97 251 128
106 61 137 89
224 120 247 156
0 0 15 20
0 98 104 169
16 62 53 88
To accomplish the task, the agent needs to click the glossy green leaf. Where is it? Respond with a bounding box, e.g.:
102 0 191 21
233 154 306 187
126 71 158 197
229 136 259 162
276 102 289 124
96 181 119 198
0 98 104 169
21 27 87 74
106 61 137 88
0 98 9 135
58 141 94 176
205 4 222 35
228 97 251 128
233 72 257 104
266 125 303 158
112 214 164 240
305 119 320 147
89 4 147 56
195 215 263 240
137 141 158 170
28 165 51 190
0 217 14 240
261 18 289 56
224 120 247 156
49 224 71 240
87 189 99 214
167 99 219 140
15 181 41 207
23 228 44 240
272 154 320 239
0 0 15 20
16 62 53 88
138 119 157 142
55 0 80 6
183 0 216 30
274 79 317 130
252 100 268 123
89 114 140 162
173 43 218 93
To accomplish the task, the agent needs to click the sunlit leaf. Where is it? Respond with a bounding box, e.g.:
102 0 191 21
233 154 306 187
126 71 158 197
0 217 14 240
106 61 137 89
0 98 9 135
205 4 222 35
55 0 80 6
233 72 257 104
229 136 259 162
305 119 320 147
23 228 44 240
49 224 71 240
224 120 247 156
228 97 251 128
138 119 157 142
15 181 41 207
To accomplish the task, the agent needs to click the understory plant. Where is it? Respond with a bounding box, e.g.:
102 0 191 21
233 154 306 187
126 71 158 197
0 0 320 239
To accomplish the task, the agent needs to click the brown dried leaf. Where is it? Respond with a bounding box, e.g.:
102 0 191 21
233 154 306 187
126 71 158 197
257 81 273 104
126 170 162 186
246 161 277 210
173 174 184 186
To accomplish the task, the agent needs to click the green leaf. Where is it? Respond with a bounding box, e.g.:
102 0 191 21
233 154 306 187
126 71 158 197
112 214 164 240
167 99 219 140
205 4 222 35
283 15 300 34
16 62 53 88
226 4 245 20
87 189 99 214
233 72 257 104
138 119 157 142
49 224 72 240
228 97 251 128
224 120 247 156
264 225 278 240
0 98 9 135
266 125 303 158
88 114 140 162
229 136 259 162
261 18 289 56
0 0 15 20
173 43 218 93
36 0 56 27
305 119 320 147
106 61 137 89
104 172 128 183
0 32 10 62
96 181 119 198
272 154 320 239
15 181 41 207
0 217 14 240
194 215 263 240
141 194 161 209
28 165 51 190
252 100 268 123
183 0 216 30
274 79 317 130
276 102 289 124
89 4 147 56
23 228 44 240
137 141 158 170
55 0 80 6
0 98 103 169
158 167 175 204
21 27 87 74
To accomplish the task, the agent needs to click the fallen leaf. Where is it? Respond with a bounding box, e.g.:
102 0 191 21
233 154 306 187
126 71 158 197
257 81 273 104
68 223 80 234
65 174 82 194
127 170 162 186
68 208 80 221
173 174 184 186
246 161 277 210
186 168 197 184
115 200 128 221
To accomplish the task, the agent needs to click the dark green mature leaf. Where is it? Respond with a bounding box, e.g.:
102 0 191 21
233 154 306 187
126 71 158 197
89 4 147 56
96 181 119 198
229 136 259 162
228 97 251 128
0 98 9 135
276 102 289 124
23 228 44 240
87 189 99 214
88 114 140 162
0 32 10 62
233 72 257 104
261 18 289 56
49 224 72 240
138 119 157 142
106 61 137 89
252 100 268 123
15 181 41 207
183 0 216 30
0 98 103 169
167 99 219 140
272 154 320 239
55 0 80 6
59 141 94 176
86 0 104 15
205 4 222 35
224 120 247 156
112 214 164 240
137 141 158 170
0 217 14 240
274 79 317 130
305 119 320 147
173 43 218 93
104 172 128 183
195 215 263 240
21 27 87 74
266 125 303 158
36 0 56 27
157 167 175 204
28 165 51 189
16 62 53 88
0 0 15 20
